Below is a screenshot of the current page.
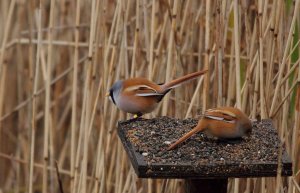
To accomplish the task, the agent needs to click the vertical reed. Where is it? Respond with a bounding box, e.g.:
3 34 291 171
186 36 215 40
0 1 299 193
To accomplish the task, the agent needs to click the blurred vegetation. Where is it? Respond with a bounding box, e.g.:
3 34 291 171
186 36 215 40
0 0 299 193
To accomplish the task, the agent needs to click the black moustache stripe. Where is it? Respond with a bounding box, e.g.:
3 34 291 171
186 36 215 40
110 90 116 105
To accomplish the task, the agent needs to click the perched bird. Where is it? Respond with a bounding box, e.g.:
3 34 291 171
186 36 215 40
168 107 252 150
106 70 208 117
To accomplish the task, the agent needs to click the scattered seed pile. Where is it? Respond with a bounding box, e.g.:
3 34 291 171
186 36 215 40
120 117 281 166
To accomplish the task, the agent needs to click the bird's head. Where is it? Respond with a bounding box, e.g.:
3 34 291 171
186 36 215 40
105 80 123 105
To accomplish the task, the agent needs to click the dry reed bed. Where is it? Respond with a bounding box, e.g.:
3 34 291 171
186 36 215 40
0 0 299 193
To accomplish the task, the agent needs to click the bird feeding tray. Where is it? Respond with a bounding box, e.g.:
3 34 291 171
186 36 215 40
117 117 292 192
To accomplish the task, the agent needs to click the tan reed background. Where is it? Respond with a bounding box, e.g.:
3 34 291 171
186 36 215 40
0 0 299 193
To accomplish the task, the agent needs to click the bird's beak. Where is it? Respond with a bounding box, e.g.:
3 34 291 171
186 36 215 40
105 92 110 97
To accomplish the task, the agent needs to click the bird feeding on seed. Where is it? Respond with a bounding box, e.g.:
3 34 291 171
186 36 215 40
168 107 252 150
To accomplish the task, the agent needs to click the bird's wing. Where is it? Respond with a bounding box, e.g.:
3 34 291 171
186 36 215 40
124 84 163 96
204 108 237 123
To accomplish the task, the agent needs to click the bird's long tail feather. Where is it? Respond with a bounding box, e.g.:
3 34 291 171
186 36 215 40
167 124 204 150
160 69 208 92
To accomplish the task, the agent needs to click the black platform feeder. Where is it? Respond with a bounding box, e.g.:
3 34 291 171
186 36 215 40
117 117 292 193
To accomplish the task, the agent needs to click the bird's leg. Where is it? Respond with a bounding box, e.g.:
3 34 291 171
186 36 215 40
127 114 142 121
132 112 143 119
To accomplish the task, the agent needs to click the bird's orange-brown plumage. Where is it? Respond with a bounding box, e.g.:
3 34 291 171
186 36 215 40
109 70 208 116
168 107 252 150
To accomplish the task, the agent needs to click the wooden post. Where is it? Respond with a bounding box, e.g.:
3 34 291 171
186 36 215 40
118 118 292 193
185 178 228 193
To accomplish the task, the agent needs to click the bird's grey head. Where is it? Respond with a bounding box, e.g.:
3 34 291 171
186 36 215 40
109 80 123 105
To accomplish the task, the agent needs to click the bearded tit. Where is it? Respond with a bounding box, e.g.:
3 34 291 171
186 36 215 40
168 107 252 150
106 70 208 118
